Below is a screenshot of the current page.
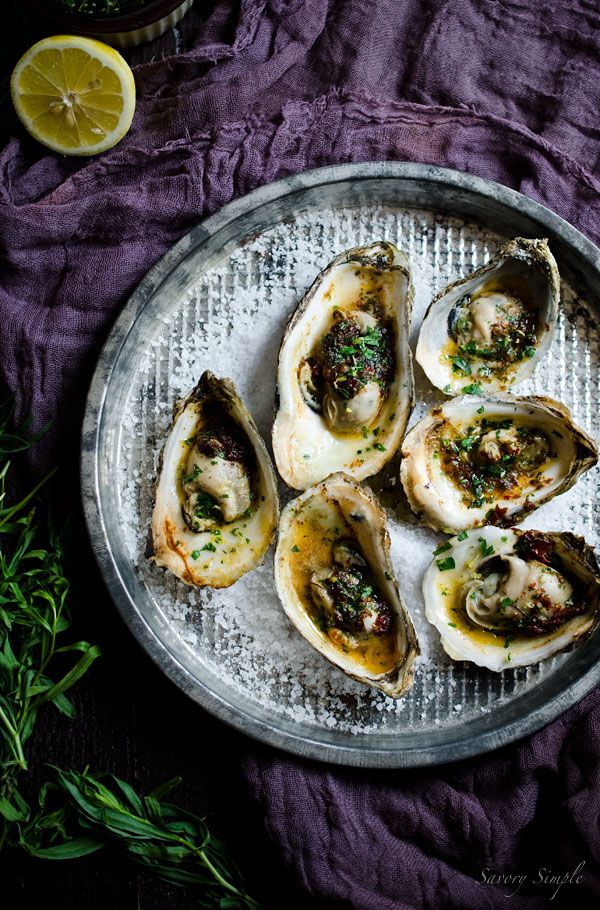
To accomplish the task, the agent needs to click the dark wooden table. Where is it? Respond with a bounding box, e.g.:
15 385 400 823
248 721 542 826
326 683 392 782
0 4 309 906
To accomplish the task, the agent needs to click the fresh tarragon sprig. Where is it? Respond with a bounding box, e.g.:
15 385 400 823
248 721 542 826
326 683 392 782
0 399 263 908
18 768 263 910
0 400 101 845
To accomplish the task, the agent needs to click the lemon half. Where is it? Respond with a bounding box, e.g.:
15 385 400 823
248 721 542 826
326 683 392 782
11 35 136 156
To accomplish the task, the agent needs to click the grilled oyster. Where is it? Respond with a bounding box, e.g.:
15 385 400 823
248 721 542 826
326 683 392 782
400 394 597 532
151 371 279 588
416 237 560 394
423 526 600 670
272 242 414 489
274 473 419 697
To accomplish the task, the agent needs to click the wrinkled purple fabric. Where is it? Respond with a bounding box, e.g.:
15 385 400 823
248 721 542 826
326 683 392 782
1 1 599 907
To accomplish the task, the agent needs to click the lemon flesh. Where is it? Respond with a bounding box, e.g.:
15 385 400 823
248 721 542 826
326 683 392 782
11 35 136 156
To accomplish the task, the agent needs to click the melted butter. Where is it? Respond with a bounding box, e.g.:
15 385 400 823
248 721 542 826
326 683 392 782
441 579 506 646
439 578 565 649
287 500 400 674
441 275 538 386
433 417 555 506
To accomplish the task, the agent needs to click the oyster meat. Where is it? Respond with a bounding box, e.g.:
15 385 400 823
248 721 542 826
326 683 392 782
423 526 600 670
400 394 597 532
416 237 560 394
272 242 414 489
151 371 279 588
274 472 419 697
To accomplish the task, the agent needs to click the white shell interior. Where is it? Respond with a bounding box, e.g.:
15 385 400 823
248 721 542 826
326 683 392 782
272 245 413 488
152 391 278 587
401 395 592 532
422 527 596 671
274 474 418 695
416 241 558 394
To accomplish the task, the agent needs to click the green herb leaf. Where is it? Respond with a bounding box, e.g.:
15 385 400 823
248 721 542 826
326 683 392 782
436 557 456 572
0 401 262 909
462 382 482 395
19 768 264 909
451 356 472 376
433 541 452 556
478 537 495 558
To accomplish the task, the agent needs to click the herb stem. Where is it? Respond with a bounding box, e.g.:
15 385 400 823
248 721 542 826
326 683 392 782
0 466 57 531
191 842 263 909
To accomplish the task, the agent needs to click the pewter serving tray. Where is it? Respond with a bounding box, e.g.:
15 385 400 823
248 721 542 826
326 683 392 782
82 163 600 767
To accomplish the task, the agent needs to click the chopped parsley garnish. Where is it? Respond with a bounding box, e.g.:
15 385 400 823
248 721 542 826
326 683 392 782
478 538 495 557
457 530 469 541
314 565 392 636
436 557 456 571
201 542 217 552
291 545 300 553
191 550 201 560
433 541 452 555
462 382 482 395
450 293 538 379
451 355 472 376
436 418 551 511
373 443 386 452
192 492 222 522
320 319 394 399
182 464 202 484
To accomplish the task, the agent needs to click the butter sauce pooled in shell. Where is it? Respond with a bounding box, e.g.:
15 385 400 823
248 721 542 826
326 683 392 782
273 242 414 489
151 372 279 588
275 473 419 697
400 394 597 533
416 237 560 395
423 527 600 670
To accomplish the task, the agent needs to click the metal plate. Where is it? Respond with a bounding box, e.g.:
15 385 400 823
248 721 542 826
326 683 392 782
81 163 600 768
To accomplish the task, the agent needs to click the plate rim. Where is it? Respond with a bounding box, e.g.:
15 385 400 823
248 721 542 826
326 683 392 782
81 161 600 768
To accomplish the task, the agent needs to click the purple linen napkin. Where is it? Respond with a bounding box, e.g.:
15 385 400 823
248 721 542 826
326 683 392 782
1 1 599 906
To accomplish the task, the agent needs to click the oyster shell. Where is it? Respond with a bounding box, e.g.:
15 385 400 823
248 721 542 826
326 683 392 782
400 394 597 533
423 526 600 670
272 242 414 489
416 237 560 394
274 472 419 697
151 371 279 588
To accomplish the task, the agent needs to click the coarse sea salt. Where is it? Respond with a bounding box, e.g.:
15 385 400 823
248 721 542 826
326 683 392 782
116 206 600 738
